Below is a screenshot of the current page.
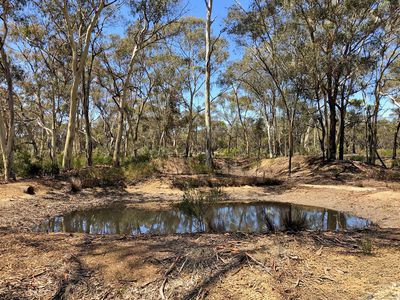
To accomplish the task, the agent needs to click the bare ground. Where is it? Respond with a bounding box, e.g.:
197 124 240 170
0 158 400 299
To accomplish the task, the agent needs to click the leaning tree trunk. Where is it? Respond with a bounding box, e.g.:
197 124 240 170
204 0 213 169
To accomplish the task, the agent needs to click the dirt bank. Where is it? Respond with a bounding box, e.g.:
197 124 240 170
0 161 399 299
1 229 399 300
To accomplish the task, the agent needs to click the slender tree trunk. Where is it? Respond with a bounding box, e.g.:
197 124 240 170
184 94 194 158
265 121 273 158
288 121 294 175
338 106 346 160
51 94 58 165
234 86 249 157
63 71 80 169
113 44 140 167
82 67 93 166
392 117 400 162
0 46 15 181
367 90 380 165
204 0 213 169
62 1 105 169
113 104 125 166
328 96 337 161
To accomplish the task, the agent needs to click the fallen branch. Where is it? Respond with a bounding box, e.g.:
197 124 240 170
160 256 181 300
245 252 272 274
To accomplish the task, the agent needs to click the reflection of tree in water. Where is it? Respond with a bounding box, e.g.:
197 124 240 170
44 202 367 235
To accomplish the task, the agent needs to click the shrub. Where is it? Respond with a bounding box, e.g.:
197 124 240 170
218 148 240 158
349 155 365 162
92 149 113 165
171 175 282 190
391 158 400 168
176 188 224 231
41 160 60 176
358 238 373 255
123 158 157 182
72 166 126 188
188 155 212 174
14 151 42 177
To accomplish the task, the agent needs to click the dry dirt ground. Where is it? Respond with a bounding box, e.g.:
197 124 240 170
0 158 400 300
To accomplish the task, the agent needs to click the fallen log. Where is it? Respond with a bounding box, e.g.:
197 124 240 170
21 185 35 195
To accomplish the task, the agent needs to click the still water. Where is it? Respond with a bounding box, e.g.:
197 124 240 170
41 202 371 235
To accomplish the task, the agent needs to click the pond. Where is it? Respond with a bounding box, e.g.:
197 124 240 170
41 202 371 235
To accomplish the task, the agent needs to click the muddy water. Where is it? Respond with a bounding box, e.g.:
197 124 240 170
41 202 371 235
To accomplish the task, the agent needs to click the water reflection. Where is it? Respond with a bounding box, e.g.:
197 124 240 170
42 202 371 235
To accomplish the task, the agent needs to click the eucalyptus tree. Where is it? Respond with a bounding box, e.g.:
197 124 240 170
168 17 205 157
367 9 400 164
110 0 181 167
30 0 115 169
204 0 213 168
58 0 113 169
20 8 73 166
293 0 397 161
0 0 27 180
227 0 305 173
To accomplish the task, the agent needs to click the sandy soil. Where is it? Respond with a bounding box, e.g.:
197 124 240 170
0 161 399 299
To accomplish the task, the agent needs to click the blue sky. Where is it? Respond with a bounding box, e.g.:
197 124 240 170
186 0 250 61
186 0 250 26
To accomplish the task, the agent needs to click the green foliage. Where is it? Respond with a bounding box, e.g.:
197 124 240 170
41 160 60 176
358 238 373 255
13 151 60 177
92 149 113 165
377 149 393 157
172 174 282 190
72 154 86 169
75 166 125 188
123 156 157 181
188 154 212 174
176 188 224 231
349 155 365 162
219 148 240 159
391 159 400 168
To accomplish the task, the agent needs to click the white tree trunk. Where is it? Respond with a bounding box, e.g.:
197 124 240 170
204 0 213 168
62 0 105 169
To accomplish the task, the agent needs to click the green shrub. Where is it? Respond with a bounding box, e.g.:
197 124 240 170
123 159 157 181
41 160 60 176
74 166 126 188
188 155 212 174
391 158 400 168
349 154 365 162
176 188 224 231
358 238 373 255
72 154 86 169
377 149 392 157
14 151 43 177
92 149 113 165
218 148 240 159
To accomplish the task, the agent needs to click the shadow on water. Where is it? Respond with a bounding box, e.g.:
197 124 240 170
41 201 371 235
